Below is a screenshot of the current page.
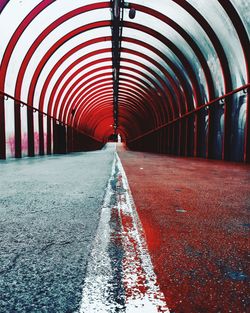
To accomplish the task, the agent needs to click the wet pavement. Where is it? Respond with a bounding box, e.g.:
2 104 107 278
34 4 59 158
118 147 250 313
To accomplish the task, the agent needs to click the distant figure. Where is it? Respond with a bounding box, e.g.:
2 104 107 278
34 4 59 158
117 134 121 143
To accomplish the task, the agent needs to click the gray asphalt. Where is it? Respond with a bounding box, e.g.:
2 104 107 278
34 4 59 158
0 147 115 312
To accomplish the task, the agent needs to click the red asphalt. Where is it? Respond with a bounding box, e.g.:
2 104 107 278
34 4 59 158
118 146 250 313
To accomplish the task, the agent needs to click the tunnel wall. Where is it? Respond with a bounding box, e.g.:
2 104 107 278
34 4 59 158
0 1 249 162
128 88 249 162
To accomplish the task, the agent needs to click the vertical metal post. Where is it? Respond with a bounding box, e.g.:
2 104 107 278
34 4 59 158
187 115 194 157
178 120 182 156
167 125 171 154
195 109 206 158
14 101 21 158
207 107 216 159
244 92 250 163
47 116 51 155
27 107 34 157
67 126 73 153
194 112 198 157
39 113 44 155
223 98 233 161
0 94 6 159
53 120 58 154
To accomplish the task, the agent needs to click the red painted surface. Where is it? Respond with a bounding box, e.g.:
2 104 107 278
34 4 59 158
118 146 250 312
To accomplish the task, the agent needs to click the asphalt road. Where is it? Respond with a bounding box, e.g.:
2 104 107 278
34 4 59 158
0 148 115 312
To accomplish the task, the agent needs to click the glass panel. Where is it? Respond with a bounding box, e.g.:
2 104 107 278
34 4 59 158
0 0 40 64
52 59 112 113
121 60 170 91
230 91 246 162
231 0 250 38
43 114 47 155
121 31 194 102
42 47 112 112
60 73 113 120
21 12 112 102
187 0 247 89
120 68 158 90
120 73 154 90
2 3 111 107
123 1 213 100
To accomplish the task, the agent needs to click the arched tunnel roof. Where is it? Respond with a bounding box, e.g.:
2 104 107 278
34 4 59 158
0 0 249 142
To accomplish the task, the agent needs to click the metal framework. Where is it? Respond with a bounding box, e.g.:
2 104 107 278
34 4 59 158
0 0 249 162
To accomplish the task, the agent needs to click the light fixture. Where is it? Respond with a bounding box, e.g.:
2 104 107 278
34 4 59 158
129 7 136 19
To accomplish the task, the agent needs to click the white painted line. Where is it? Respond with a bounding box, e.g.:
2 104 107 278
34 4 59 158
78 152 170 312
78 157 117 313
116 153 170 313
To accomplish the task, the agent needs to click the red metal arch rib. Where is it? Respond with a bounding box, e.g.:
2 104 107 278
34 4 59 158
67 75 168 129
59 74 113 123
82 107 140 139
39 41 112 112
53 65 112 117
69 60 172 125
51 47 179 125
59 67 165 128
49 53 112 116
74 87 155 129
40 36 189 122
121 39 189 114
77 100 148 139
80 99 144 132
129 3 215 101
0 0 55 91
71 79 164 132
123 21 203 110
72 82 161 131
14 2 111 100
84 103 147 138
65 63 172 125
55 47 186 128
0 0 10 14
218 0 250 162
0 0 55 158
18 14 205 120
26 21 111 106
25 19 202 131
172 0 232 92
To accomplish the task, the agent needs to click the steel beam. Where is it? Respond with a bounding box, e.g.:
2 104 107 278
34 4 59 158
111 0 123 134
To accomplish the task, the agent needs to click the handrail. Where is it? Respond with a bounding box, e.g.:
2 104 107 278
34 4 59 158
0 90 103 143
128 83 250 143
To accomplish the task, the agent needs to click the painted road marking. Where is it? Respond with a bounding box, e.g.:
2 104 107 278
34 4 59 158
78 152 169 313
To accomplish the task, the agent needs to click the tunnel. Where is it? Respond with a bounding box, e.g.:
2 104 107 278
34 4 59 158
0 0 249 161
0 1 249 313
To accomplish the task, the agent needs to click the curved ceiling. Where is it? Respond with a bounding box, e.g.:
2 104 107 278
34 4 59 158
0 0 249 142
